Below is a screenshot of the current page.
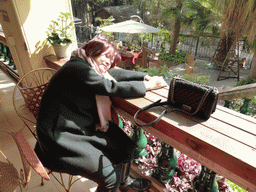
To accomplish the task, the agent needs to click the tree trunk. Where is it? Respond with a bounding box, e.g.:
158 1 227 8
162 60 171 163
169 17 181 55
169 1 182 55
213 34 235 68
72 0 88 25
248 52 256 79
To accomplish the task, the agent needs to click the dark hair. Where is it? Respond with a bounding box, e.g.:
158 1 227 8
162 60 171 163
82 34 121 68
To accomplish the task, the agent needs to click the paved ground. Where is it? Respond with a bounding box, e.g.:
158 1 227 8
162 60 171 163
149 59 251 91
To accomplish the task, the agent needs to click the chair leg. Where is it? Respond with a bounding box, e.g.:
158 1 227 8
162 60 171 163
41 170 81 191
41 177 44 186
19 185 23 192
67 175 73 192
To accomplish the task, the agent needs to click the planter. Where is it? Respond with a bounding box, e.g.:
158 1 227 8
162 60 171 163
52 44 71 59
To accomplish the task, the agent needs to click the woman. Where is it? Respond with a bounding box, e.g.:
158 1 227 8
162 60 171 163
35 35 167 191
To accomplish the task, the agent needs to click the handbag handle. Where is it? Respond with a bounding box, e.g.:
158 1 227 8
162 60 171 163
134 83 214 127
134 99 169 127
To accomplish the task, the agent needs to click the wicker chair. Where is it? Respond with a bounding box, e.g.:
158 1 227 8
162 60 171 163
12 68 82 191
0 129 50 192
12 68 57 138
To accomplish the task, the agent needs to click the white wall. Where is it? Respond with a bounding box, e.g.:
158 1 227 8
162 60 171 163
0 0 77 75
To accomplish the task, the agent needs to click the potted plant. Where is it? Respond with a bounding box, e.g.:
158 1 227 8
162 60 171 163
46 12 75 59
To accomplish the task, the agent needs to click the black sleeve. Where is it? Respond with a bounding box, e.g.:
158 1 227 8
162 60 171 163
108 68 146 82
65 58 146 98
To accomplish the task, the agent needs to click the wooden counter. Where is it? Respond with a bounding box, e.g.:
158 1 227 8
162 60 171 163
112 88 256 192
44 55 69 70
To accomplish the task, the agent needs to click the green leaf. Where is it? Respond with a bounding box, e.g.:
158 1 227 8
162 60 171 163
46 12 74 45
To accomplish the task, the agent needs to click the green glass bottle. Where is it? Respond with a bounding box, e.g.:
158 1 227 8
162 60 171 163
3 45 9 63
131 124 148 160
192 166 218 192
224 100 231 108
6 47 14 67
0 43 5 59
240 98 251 114
152 141 177 185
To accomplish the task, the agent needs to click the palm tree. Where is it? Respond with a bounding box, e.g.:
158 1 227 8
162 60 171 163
161 0 184 54
161 0 218 55
200 0 256 73
184 0 219 36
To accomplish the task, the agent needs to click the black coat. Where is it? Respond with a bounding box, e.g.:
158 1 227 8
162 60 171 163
35 57 147 176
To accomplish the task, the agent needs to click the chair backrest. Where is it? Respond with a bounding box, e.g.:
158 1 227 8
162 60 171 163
141 46 152 68
19 82 49 119
12 68 57 137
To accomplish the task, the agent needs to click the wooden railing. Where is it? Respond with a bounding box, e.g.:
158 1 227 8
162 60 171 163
219 83 256 101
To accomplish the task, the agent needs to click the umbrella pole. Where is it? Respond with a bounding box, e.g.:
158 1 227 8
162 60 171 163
152 34 154 48
141 36 143 49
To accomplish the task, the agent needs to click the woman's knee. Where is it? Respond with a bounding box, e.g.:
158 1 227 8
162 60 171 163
96 165 121 191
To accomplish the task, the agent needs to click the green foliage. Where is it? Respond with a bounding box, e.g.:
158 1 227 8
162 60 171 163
226 180 248 192
158 52 188 64
135 65 176 79
182 74 210 85
235 78 256 86
184 0 219 35
154 24 172 48
124 33 142 49
242 37 256 53
141 32 153 43
95 16 115 41
95 15 115 27
129 44 141 51
46 12 74 46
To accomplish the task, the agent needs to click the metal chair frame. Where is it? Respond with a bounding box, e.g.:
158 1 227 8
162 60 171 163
0 129 50 191
12 68 82 191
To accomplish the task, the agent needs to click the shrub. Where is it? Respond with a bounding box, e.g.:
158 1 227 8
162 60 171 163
135 65 177 79
235 78 256 86
182 74 210 85
158 52 188 65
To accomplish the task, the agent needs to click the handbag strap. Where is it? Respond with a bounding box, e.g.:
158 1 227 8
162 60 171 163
134 99 169 127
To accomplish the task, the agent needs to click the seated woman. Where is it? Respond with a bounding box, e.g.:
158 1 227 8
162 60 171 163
34 34 167 192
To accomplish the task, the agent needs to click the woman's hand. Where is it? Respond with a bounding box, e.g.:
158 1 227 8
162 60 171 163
144 76 168 91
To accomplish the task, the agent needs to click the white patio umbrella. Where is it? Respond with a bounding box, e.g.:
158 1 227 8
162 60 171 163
100 20 160 34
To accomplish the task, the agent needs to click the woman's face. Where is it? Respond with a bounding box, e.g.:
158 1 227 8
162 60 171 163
93 51 114 75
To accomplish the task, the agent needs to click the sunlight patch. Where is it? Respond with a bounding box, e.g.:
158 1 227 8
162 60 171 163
0 82 15 89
